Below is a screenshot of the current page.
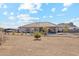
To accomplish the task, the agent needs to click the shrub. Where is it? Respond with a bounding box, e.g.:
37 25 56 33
34 32 41 40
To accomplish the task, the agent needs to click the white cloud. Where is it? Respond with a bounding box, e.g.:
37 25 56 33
17 14 32 21
1 22 18 28
0 23 4 28
0 0 79 3
3 14 35 28
0 4 7 8
18 3 34 10
33 17 40 20
49 15 53 18
62 3 72 12
57 14 65 16
43 16 46 18
51 8 56 12
8 16 15 20
30 10 38 13
2 14 40 28
10 12 14 15
65 17 79 27
3 11 14 16
0 3 4 8
17 14 40 21
34 3 42 11
0 4 2 8
16 14 40 26
63 3 72 7
62 7 67 12
3 4 7 8
68 17 79 22
43 15 53 19
3 11 8 15
18 3 42 13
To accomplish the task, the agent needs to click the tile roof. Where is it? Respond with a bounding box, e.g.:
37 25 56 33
20 22 56 28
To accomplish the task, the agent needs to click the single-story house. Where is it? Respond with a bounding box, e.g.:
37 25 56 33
3 28 17 33
57 22 77 32
18 22 57 34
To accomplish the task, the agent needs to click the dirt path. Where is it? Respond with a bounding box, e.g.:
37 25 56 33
0 35 79 56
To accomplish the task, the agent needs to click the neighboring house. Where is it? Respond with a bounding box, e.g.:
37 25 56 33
18 22 57 34
57 22 78 32
3 28 17 33
68 27 79 32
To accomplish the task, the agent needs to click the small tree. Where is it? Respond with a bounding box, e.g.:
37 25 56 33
42 27 48 36
63 25 69 33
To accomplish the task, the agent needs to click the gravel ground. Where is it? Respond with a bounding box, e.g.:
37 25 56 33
0 33 79 56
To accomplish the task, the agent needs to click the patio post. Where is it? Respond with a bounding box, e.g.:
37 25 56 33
55 27 58 33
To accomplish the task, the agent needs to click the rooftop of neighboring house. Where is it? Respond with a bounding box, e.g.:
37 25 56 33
57 22 77 28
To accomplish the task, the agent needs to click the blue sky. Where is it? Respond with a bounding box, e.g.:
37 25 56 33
0 3 79 28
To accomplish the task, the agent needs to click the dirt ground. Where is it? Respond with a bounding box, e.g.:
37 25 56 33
0 33 79 56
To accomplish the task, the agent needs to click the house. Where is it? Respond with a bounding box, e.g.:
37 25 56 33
3 28 17 33
68 27 79 33
57 22 78 32
18 22 57 34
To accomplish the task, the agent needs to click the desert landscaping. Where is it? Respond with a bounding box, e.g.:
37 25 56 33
0 31 79 56
1 3 79 57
